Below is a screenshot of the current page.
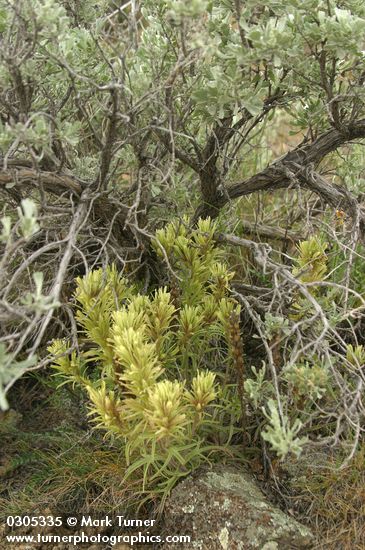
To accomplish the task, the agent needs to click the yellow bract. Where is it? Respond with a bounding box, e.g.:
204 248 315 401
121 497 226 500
292 236 328 284
186 371 217 412
145 380 187 440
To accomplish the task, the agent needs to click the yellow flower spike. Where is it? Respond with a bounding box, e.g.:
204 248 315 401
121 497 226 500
87 382 124 433
153 218 189 258
128 294 151 316
292 237 328 284
209 262 234 298
48 339 84 382
201 295 220 325
112 307 147 334
346 344 365 369
216 298 241 329
178 305 204 344
193 217 217 248
196 216 215 234
145 380 187 440
186 371 217 412
112 326 163 397
75 264 131 312
173 235 193 261
210 261 234 281
146 287 176 341
75 268 104 309
105 264 131 305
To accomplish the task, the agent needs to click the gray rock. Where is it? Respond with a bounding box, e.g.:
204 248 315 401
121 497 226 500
162 464 314 549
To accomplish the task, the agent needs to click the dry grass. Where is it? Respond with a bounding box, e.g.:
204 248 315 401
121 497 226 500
0 379 150 522
290 446 365 549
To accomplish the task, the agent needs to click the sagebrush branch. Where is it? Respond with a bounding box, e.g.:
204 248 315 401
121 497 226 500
0 167 84 195
195 119 365 230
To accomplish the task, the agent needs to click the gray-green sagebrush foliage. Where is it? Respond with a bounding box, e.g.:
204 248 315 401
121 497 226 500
0 199 56 409
1 0 365 189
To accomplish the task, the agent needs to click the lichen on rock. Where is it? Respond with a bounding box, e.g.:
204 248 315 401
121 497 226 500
162 464 314 549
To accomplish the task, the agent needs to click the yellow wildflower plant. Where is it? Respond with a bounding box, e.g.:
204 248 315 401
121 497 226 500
50 219 241 501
